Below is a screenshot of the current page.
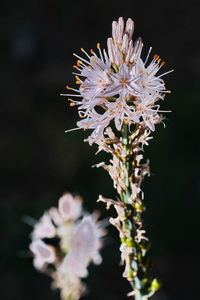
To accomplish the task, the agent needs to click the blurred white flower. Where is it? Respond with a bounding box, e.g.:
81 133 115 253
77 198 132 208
49 207 63 226
58 193 82 222
32 212 56 240
29 193 106 300
29 239 56 270
59 215 105 278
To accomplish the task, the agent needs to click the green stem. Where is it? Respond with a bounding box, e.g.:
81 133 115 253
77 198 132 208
119 123 157 299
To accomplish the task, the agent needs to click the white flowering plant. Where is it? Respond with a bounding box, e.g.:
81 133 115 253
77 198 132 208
29 193 106 300
62 17 172 299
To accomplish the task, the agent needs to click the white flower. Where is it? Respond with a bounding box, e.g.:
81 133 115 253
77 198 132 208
108 63 142 98
29 193 106 300
63 17 172 143
49 207 63 226
32 212 56 240
131 54 171 96
80 56 111 97
58 193 82 222
104 97 139 130
77 109 111 144
59 215 105 278
29 239 56 270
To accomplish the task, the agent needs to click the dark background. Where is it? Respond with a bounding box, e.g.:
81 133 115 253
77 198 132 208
1 0 200 299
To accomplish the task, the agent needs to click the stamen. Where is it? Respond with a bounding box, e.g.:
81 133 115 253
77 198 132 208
97 42 104 62
153 54 160 61
60 93 82 97
80 48 91 59
77 60 87 67
72 72 85 77
144 47 152 65
67 98 82 105
75 75 83 84
157 109 172 113
73 65 82 72
65 127 81 133
66 86 80 92
73 53 90 65
158 69 174 78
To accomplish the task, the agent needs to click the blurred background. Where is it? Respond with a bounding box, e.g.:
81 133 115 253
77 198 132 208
1 0 200 299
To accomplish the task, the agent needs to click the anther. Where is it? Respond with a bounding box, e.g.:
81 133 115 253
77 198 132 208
77 60 82 66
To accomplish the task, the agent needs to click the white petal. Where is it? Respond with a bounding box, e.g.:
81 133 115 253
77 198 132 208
30 239 56 270
32 212 56 240
58 193 82 222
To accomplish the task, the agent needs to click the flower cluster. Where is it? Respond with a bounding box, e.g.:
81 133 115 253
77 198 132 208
29 193 106 300
63 17 173 144
95 126 152 289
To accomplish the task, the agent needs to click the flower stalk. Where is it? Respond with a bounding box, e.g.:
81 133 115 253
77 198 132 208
63 16 172 298
97 123 160 299
121 123 155 298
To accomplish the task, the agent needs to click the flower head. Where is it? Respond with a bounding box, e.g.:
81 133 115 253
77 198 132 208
63 17 172 144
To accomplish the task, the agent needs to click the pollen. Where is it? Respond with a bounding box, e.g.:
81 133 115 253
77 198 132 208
75 75 82 84
153 54 160 60
77 60 82 67
97 43 100 49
